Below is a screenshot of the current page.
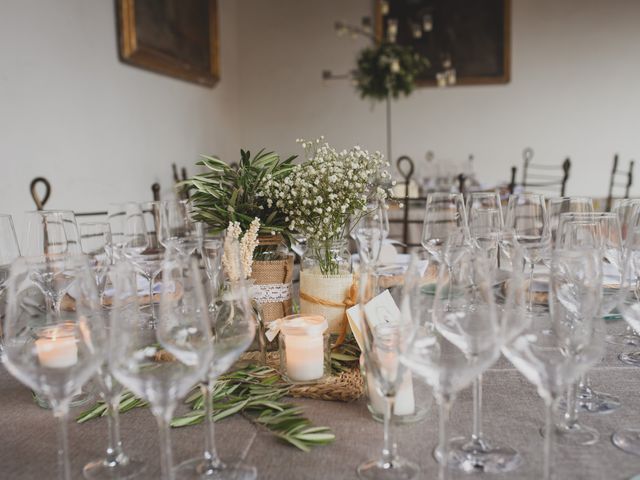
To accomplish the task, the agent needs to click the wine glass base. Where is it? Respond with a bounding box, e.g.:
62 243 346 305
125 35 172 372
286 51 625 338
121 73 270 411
612 428 640 456
174 457 257 480
356 457 419 480
541 422 600 446
619 351 640 367
606 334 640 347
578 390 621 414
433 436 522 473
83 457 146 479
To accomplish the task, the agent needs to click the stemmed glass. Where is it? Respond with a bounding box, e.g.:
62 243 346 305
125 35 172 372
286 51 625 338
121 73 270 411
0 214 21 354
356 201 389 267
22 210 82 256
608 198 640 347
467 192 503 269
556 212 623 414
3 254 106 480
357 258 420 480
176 240 258 480
547 197 593 246
438 232 527 474
110 252 212 480
401 245 501 480
421 193 468 268
504 193 550 311
79 222 113 301
158 199 200 255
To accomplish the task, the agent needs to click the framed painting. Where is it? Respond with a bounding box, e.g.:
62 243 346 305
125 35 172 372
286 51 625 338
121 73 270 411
116 0 219 87
376 0 511 86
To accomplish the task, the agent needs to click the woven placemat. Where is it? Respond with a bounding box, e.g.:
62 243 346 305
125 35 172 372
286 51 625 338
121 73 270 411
241 351 364 403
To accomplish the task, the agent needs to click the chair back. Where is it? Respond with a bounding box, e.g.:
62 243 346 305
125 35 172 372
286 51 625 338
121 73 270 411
606 154 634 211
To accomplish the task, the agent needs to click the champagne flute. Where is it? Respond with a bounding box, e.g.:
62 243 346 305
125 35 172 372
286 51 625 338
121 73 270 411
110 253 212 480
467 192 503 270
4 254 106 480
0 214 21 355
504 194 550 312
176 239 257 479
357 258 420 480
79 222 112 301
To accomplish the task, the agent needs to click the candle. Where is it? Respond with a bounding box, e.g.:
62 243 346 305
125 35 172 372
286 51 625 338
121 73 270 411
367 368 416 416
285 334 324 382
36 324 78 369
279 314 328 383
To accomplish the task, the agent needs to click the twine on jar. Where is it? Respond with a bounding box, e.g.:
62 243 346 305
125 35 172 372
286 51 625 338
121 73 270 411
299 281 358 349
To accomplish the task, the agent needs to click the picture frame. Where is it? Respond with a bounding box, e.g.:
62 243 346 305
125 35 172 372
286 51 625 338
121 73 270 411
376 0 511 87
116 0 219 87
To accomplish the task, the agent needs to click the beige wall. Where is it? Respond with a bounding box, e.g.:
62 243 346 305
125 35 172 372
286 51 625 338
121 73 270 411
236 0 640 198
0 0 240 235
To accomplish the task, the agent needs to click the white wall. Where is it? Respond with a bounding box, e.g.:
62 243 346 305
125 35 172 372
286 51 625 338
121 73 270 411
236 0 640 198
0 0 240 237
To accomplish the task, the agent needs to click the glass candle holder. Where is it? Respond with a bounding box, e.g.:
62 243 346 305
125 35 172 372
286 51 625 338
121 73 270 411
278 314 330 384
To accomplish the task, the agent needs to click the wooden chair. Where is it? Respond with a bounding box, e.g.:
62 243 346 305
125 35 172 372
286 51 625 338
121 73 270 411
509 148 571 196
606 154 634 211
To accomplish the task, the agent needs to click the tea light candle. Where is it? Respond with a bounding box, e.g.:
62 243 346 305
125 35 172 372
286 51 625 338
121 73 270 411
279 315 328 383
36 324 78 369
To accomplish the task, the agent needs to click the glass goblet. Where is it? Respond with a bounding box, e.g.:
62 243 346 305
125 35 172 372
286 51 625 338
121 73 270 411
0 213 21 355
4 254 105 480
110 254 212 480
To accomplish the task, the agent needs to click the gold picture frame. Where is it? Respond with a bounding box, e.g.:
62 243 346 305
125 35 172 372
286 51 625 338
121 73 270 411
116 0 219 87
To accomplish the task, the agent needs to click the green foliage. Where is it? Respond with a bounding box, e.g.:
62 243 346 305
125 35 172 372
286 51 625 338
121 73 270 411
354 42 429 101
184 149 297 240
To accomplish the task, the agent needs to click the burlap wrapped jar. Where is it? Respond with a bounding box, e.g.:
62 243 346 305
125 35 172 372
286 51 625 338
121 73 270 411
299 239 354 335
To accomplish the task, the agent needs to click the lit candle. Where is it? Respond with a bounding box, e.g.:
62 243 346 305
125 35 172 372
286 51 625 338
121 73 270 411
280 315 328 383
36 324 78 369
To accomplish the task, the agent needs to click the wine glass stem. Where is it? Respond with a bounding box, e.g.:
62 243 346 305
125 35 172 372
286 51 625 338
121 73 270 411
564 382 578 428
472 375 484 442
438 393 453 480
149 272 155 320
156 415 175 480
202 381 222 470
105 398 125 465
381 394 397 466
54 408 71 480
543 396 558 480
528 261 535 312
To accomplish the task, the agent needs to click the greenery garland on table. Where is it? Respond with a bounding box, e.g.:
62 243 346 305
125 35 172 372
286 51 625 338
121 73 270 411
354 42 429 102
76 346 361 452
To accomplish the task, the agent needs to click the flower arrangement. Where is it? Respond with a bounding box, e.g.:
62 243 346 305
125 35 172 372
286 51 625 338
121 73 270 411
354 42 429 102
186 149 296 241
258 138 391 274
222 218 260 282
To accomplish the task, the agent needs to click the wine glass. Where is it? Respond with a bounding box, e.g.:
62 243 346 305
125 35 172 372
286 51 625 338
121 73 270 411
608 198 640 346
356 201 389 267
467 192 503 270
547 244 604 446
437 238 528 474
0 214 21 354
3 254 106 480
401 244 501 480
110 253 212 480
356 258 421 480
176 239 257 479
504 194 550 311
79 222 113 301
158 199 199 255
22 210 82 257
502 319 605 480
547 197 593 246
556 213 624 414
421 192 468 267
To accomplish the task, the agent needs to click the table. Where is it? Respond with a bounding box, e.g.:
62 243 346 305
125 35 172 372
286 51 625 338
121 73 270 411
2 319 640 480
